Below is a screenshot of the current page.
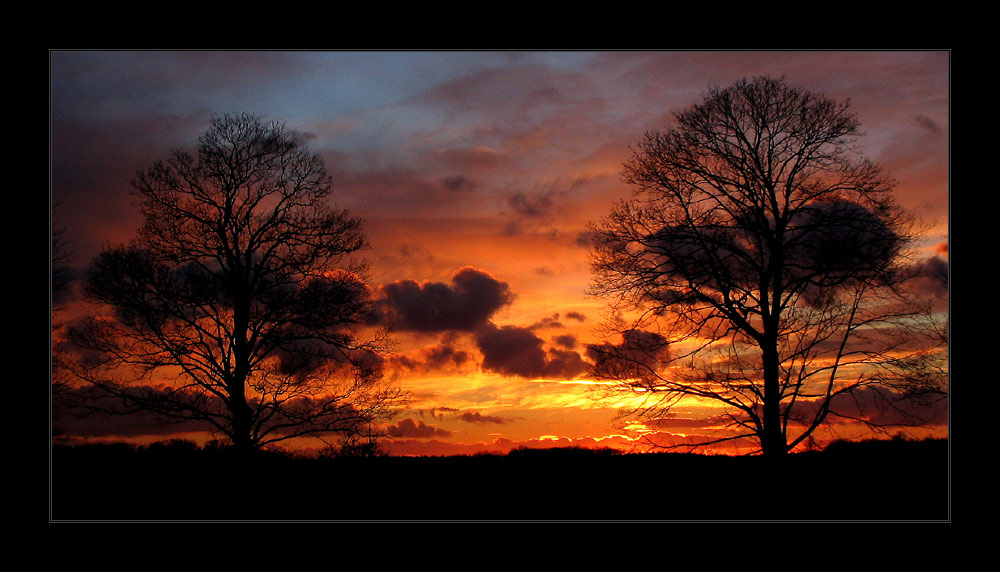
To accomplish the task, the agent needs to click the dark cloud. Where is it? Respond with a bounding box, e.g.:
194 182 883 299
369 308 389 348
458 411 509 425
371 267 514 332
416 407 461 420
499 180 592 240
791 386 948 428
383 433 641 457
574 231 596 249
442 175 478 192
503 220 525 237
587 329 672 379
436 146 509 170
507 190 556 218
397 244 435 261
914 114 941 135
474 322 588 379
565 311 586 322
421 344 474 370
644 416 730 430
891 251 949 314
543 348 589 379
529 313 564 330
552 334 577 349
637 431 759 453
53 385 214 438
387 418 452 438
475 323 546 378
505 180 585 223
335 166 480 218
389 343 475 374
910 254 948 299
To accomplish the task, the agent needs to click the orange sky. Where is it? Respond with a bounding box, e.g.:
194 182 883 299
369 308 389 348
51 51 949 455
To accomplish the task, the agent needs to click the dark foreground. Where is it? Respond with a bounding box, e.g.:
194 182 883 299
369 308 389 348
51 438 948 521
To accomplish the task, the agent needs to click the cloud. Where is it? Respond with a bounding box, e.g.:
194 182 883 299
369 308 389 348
825 386 948 428
910 253 948 299
533 266 555 276
552 334 577 349
574 231 596 249
333 166 490 220
644 416 730 430
387 418 452 439
53 384 214 438
418 406 461 418
436 146 509 170
382 434 643 457
474 322 588 379
543 348 589 379
507 190 556 218
636 431 761 453
442 175 478 192
501 189 575 236
371 266 514 333
587 329 672 379
458 411 510 425
528 313 564 330
503 180 588 228
419 344 475 370
475 323 546 377
388 342 476 374
914 114 941 135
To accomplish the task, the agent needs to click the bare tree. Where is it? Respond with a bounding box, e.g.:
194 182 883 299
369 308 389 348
589 77 946 457
66 114 403 451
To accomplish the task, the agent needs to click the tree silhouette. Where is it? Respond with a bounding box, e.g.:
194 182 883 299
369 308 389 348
66 114 403 451
589 77 946 457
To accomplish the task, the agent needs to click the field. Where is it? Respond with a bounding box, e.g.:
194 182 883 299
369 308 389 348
50 438 949 522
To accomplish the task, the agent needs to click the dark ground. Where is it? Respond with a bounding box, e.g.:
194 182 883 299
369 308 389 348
50 438 949 521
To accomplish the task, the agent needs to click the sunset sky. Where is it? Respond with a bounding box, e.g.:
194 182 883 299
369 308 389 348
50 50 950 455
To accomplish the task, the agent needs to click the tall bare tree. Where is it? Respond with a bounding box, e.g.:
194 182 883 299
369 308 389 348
589 77 946 457
66 114 403 451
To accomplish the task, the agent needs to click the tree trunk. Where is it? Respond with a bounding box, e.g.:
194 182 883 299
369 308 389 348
229 391 255 451
761 340 787 457
229 284 256 452
761 213 788 458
